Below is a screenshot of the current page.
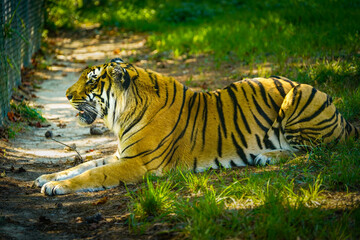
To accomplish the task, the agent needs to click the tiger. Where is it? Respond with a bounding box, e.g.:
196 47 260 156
35 58 359 195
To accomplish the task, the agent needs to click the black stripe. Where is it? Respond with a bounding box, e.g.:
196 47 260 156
231 133 249 165
252 111 269 133
252 95 273 126
112 98 117 125
159 145 180 169
227 87 251 134
272 78 287 98
191 93 200 142
288 87 317 124
253 79 271 108
121 138 143 154
170 81 177 107
122 69 131 90
121 104 148 138
153 75 160 97
322 124 339 139
149 86 188 153
214 158 222 169
160 85 169 110
241 86 249 102
202 93 208 149
288 95 331 127
193 158 198 173
250 154 257 163
142 86 189 165
106 82 111 108
217 125 222 157
255 134 263 149
230 160 238 167
156 90 196 168
270 75 281 79
215 93 227 138
264 137 276 150
126 64 140 81
146 69 160 97
246 80 257 95
268 93 280 113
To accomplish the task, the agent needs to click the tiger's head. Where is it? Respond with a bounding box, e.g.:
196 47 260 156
66 58 133 126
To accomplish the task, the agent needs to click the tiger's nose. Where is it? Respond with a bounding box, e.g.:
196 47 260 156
66 94 73 100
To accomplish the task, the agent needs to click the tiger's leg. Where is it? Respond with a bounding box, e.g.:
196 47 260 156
41 159 147 195
35 154 120 187
264 83 346 158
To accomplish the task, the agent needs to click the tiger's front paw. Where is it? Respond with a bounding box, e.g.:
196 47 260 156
41 181 71 196
34 173 57 187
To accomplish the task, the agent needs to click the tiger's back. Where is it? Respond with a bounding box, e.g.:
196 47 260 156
139 76 298 172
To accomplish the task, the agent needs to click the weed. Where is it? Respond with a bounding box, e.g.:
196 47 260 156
299 174 323 206
127 177 176 219
10 101 46 123
178 170 211 194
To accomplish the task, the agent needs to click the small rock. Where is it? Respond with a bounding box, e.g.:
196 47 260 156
45 130 53 139
85 212 103 223
90 125 109 135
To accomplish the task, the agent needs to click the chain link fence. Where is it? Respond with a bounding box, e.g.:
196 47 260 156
0 0 44 125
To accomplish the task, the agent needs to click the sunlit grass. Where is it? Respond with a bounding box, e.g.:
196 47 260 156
147 0 359 63
127 177 176 219
126 144 360 238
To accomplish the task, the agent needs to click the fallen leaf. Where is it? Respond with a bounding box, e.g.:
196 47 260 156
113 48 121 54
75 217 83 224
7 111 15 122
57 122 67 128
86 155 93 161
0 170 6 178
29 122 50 128
92 196 108 206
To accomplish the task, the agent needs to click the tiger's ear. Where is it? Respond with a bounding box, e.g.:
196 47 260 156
105 64 130 90
111 58 124 64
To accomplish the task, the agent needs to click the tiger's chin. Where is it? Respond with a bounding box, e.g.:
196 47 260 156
76 110 97 126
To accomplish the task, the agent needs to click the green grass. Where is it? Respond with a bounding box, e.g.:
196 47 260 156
146 0 359 62
3 101 47 139
10 101 46 123
126 142 360 239
125 140 360 239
